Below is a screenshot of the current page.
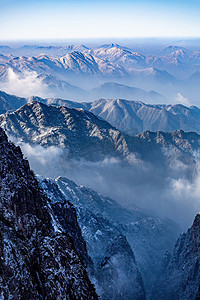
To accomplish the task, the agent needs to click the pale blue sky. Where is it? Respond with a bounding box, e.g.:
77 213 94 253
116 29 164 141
0 0 200 40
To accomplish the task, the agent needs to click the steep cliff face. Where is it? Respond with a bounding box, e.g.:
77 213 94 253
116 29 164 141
152 213 200 300
54 177 179 291
94 234 145 300
0 128 97 299
39 177 146 300
39 176 182 299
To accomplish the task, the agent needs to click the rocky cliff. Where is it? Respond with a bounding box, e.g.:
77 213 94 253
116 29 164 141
152 213 200 300
0 127 97 299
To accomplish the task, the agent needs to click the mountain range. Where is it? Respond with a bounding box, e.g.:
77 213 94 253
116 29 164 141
2 90 200 136
1 42 200 104
1 99 200 164
2 43 200 73
0 51 127 79
1 82 200 298
42 97 200 136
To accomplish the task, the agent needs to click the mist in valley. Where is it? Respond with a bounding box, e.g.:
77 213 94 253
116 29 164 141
14 139 200 230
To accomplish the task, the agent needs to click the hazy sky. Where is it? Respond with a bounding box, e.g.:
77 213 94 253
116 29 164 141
0 0 200 40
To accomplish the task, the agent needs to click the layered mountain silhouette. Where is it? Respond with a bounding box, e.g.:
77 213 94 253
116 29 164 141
2 91 200 136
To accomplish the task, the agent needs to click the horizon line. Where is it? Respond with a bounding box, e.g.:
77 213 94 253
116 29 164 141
1 36 200 44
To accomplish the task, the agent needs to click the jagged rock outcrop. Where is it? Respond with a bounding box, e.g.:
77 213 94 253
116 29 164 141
0 128 97 299
151 213 200 300
94 234 145 300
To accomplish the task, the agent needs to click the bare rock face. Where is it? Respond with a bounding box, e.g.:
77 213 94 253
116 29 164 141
0 128 97 299
152 213 200 300
94 234 146 300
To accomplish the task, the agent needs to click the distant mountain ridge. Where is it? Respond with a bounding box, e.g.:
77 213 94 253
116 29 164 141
89 82 166 103
0 51 127 79
60 98 200 135
0 44 190 80
2 42 200 70
1 42 200 103
2 91 200 136
1 100 200 170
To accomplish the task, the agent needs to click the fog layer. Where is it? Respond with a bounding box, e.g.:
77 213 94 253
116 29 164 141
17 140 200 229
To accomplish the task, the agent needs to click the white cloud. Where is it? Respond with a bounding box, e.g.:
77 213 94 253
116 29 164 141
12 140 65 178
171 159 200 204
21 143 63 166
175 92 191 106
0 68 50 98
8 134 200 229
19 142 200 228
